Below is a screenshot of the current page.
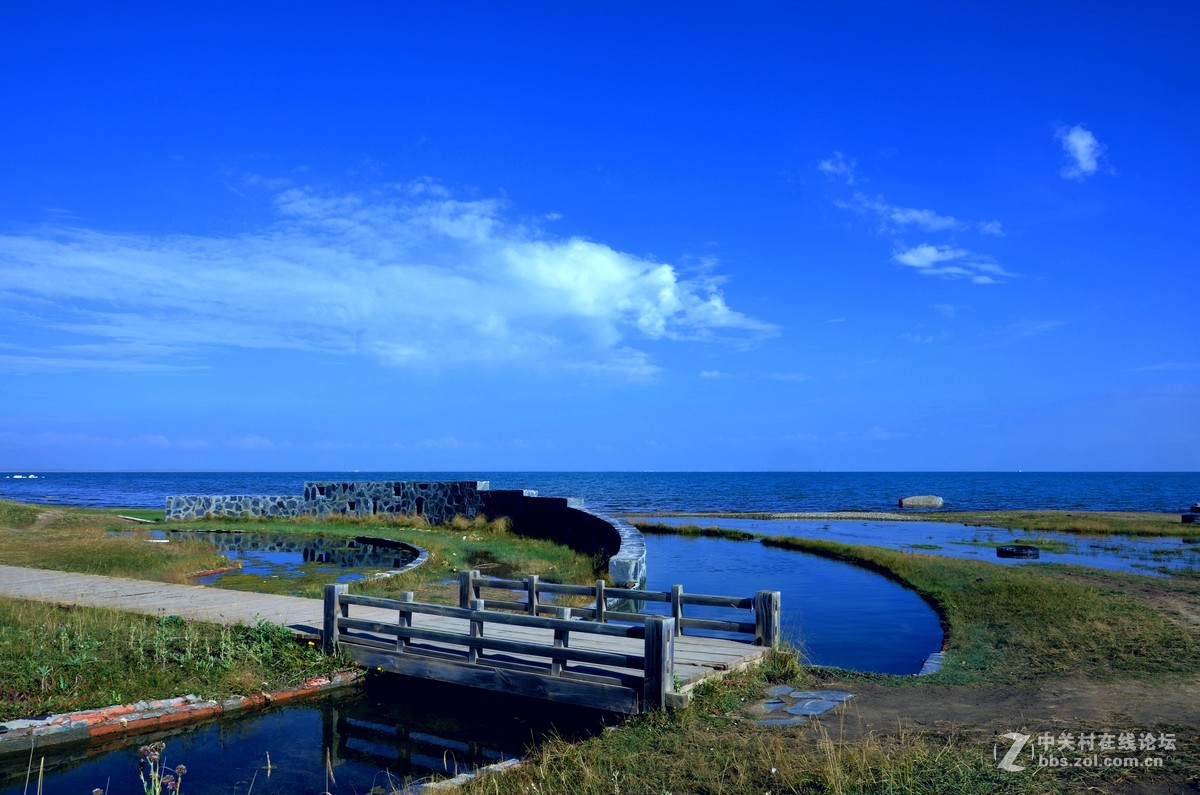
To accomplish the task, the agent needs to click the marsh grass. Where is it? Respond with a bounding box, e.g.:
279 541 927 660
928 510 1197 538
0 597 347 722
0 506 229 583
456 659 1055 795
635 520 1200 684
760 537 1200 684
950 537 1074 554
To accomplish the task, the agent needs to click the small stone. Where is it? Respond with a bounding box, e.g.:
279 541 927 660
766 685 795 697
760 698 788 712
786 699 842 716
789 690 855 702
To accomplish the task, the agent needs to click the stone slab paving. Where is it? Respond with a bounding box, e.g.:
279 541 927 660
751 685 856 727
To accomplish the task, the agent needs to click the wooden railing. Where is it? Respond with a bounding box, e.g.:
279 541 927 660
323 584 677 712
458 570 781 647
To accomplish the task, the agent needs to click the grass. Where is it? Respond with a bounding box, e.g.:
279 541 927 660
761 536 1200 684
637 519 1200 684
634 520 758 541
925 510 1196 538
0 596 348 722
949 537 1074 554
161 512 601 601
455 653 1069 795
0 504 230 583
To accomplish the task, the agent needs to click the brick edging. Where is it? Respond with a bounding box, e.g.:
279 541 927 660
0 670 363 754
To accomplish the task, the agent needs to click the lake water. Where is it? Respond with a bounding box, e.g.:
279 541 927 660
637 516 1200 577
3 470 1197 514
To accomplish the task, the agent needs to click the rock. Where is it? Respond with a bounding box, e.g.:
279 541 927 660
899 495 944 508
1190 503 1200 513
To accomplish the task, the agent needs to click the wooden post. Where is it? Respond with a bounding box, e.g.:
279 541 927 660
323 583 349 655
671 584 684 637
595 579 606 623
551 606 569 676
459 569 479 609
642 616 675 711
527 574 539 616
754 590 782 648
469 598 485 664
397 591 413 650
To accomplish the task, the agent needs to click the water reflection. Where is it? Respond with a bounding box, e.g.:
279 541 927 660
0 679 609 795
639 534 944 675
169 531 422 585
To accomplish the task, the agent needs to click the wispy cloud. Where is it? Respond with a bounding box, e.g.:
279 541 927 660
837 194 960 232
1136 362 1199 372
817 151 859 185
767 371 810 383
0 181 776 378
1000 318 1069 342
892 244 1015 284
1055 124 1109 180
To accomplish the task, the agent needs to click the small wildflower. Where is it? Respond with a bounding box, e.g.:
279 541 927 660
175 764 188 776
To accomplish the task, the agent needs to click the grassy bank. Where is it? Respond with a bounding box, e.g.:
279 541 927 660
0 597 347 722
0 501 602 601
161 512 600 601
926 510 1194 538
458 523 1200 794
634 509 1198 538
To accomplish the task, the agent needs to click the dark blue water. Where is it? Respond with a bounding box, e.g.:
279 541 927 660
2 471 1197 513
640 535 942 674
0 680 610 795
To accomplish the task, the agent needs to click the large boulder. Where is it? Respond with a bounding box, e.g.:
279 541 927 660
899 495 944 509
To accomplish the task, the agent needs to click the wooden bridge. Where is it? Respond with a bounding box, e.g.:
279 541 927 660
326 570 781 713
0 564 779 714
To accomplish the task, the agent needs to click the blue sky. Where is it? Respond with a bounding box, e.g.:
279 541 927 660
1 2 1197 472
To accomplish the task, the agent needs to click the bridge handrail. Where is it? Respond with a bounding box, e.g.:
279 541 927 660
458 571 780 646
323 584 678 710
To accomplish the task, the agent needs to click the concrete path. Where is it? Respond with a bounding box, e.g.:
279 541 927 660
0 564 764 686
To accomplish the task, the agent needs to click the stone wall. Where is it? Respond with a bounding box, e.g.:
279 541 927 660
165 480 646 586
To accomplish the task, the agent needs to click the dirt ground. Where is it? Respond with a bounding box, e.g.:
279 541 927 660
801 566 1200 793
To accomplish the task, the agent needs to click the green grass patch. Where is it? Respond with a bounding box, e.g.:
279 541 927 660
950 537 1074 554
458 653 1075 795
760 536 1200 684
928 510 1196 538
0 597 348 721
906 543 944 550
0 499 39 528
633 520 757 541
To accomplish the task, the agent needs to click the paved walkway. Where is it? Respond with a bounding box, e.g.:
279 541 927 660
0 565 764 686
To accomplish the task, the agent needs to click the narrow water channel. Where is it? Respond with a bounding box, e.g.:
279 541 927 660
639 534 944 674
4 527 949 791
0 679 611 795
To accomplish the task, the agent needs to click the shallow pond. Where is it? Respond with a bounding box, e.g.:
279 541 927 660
0 679 609 795
636 517 1200 577
639 534 943 675
155 531 421 587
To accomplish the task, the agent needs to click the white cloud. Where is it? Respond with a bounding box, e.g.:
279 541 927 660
847 195 961 232
977 220 1004 236
1056 124 1108 179
817 151 859 185
892 244 1015 284
0 182 776 378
